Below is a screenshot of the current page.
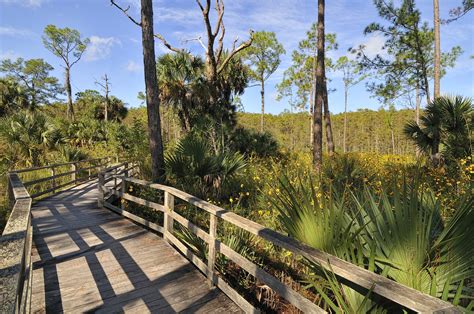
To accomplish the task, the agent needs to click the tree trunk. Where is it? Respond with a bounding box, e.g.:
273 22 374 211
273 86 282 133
415 84 421 158
309 91 314 149
343 85 348 153
104 74 110 121
141 0 165 182
313 0 325 171
65 66 74 120
433 0 441 99
260 79 265 133
323 77 334 156
391 128 395 154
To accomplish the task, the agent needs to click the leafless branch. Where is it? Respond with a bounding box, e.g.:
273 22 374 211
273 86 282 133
154 33 186 53
183 36 207 53
110 0 142 26
216 17 226 62
217 30 254 74
213 0 224 38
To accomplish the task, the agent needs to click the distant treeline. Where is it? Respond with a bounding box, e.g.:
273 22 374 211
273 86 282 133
237 109 417 155
125 107 418 155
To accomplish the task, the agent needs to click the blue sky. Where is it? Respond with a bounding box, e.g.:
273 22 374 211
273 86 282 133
0 0 473 114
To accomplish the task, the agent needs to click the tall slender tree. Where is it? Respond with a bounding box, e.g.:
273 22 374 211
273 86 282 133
277 27 337 149
111 0 165 181
313 0 326 170
0 58 63 110
244 31 285 132
353 0 461 106
95 74 111 122
334 56 366 153
42 25 89 120
433 0 441 99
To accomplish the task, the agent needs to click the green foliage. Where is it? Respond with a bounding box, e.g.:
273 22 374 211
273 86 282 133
58 145 88 162
238 109 418 155
156 51 249 133
0 78 29 116
229 127 279 158
75 89 128 122
243 31 285 83
266 167 474 310
354 0 462 103
404 95 473 163
0 111 61 166
0 58 63 109
277 24 337 111
165 134 246 199
42 25 89 64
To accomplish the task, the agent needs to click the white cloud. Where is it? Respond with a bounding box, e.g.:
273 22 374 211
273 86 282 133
358 34 386 59
0 0 46 7
125 60 141 72
0 26 34 37
84 36 121 61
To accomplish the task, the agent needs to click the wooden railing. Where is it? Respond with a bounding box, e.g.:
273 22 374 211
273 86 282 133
98 173 461 314
14 157 110 199
0 173 33 313
0 157 114 313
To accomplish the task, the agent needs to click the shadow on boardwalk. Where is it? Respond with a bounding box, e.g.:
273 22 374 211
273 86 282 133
30 181 241 313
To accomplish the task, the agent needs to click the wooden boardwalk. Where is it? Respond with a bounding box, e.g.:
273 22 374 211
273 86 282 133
30 180 241 313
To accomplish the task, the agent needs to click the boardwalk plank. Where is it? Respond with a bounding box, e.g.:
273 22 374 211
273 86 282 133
30 180 242 313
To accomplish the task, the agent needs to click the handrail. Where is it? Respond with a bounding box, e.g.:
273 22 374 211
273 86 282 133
11 157 108 174
98 174 462 313
0 173 33 313
11 157 112 200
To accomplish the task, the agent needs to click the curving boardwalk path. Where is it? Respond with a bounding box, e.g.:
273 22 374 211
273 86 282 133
30 180 241 313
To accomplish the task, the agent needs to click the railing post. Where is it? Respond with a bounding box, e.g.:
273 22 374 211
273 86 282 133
71 162 77 185
51 166 56 193
163 191 174 242
121 176 126 210
98 171 105 208
124 162 129 178
113 167 118 189
207 213 217 288
7 173 15 209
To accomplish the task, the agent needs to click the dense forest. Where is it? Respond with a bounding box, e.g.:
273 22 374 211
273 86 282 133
1 0 473 312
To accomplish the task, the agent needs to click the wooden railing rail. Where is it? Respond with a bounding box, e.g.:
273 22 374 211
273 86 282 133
10 157 111 199
0 173 33 313
99 175 461 314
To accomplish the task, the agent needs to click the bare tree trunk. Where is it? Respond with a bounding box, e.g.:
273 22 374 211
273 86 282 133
313 0 325 171
309 92 314 149
343 85 348 153
391 128 395 154
433 0 441 99
141 0 165 182
65 66 74 120
104 74 110 121
323 78 334 156
415 84 422 158
260 79 265 133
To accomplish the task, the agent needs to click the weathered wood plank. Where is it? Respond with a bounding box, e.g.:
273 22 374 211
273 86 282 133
30 180 239 313
122 176 460 313
103 201 164 234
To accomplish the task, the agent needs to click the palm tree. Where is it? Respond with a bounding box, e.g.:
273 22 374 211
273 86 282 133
404 95 473 165
165 134 246 199
156 52 206 131
0 111 61 166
